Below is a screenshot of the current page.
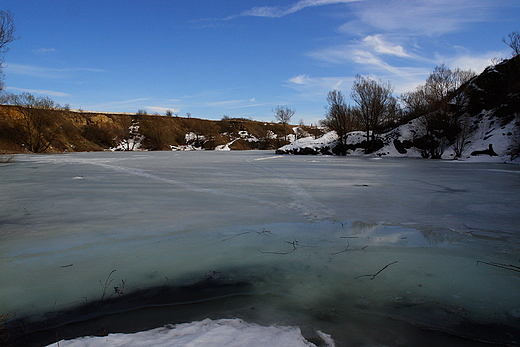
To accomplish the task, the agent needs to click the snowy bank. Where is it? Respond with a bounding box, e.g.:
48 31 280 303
49 319 333 347
277 111 518 163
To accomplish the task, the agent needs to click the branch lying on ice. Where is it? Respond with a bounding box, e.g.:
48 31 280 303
221 231 251 242
258 239 298 255
355 261 398 280
221 228 272 242
258 239 316 255
331 242 349 255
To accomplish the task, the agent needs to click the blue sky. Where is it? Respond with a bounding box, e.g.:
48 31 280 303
1 0 519 124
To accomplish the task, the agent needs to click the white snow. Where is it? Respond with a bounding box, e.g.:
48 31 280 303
185 132 205 143
171 144 203 151
279 131 338 153
50 319 326 347
214 144 232 151
110 123 145 151
215 138 239 151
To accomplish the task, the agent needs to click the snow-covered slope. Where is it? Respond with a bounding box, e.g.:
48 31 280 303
277 114 517 162
278 56 519 163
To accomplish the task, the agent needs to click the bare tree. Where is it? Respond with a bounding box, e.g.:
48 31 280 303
320 90 357 155
295 119 306 140
0 10 17 90
424 64 457 102
451 116 472 158
502 31 520 57
423 65 475 104
401 65 476 158
400 85 430 120
351 75 398 153
273 105 295 143
0 10 16 58
402 65 475 117
6 93 63 153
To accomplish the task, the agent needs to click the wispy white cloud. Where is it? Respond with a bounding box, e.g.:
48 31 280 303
304 44 432 94
286 68 429 97
340 0 500 36
307 45 352 65
294 46 500 98
5 86 72 98
6 63 104 79
35 48 57 53
362 35 409 57
303 0 510 96
239 0 360 18
204 99 243 107
308 34 420 66
202 99 268 109
285 74 353 97
288 75 311 85
436 50 505 74
231 102 268 109
307 34 500 93
240 6 284 18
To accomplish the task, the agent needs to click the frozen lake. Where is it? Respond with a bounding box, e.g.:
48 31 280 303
1 151 519 346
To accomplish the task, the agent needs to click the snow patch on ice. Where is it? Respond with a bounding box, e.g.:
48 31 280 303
50 319 331 347
171 145 203 151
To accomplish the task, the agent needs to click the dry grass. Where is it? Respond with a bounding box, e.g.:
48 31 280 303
0 104 309 153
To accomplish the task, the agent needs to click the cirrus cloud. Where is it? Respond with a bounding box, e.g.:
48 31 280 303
362 35 409 57
5 86 71 98
286 74 353 97
240 0 360 18
339 0 501 36
6 63 104 79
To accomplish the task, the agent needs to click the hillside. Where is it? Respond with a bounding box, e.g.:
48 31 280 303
1 56 517 159
277 55 520 162
0 106 324 154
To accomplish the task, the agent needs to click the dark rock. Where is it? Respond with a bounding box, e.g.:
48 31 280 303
471 143 498 156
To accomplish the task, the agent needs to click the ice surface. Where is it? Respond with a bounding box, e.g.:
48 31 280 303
1 151 519 346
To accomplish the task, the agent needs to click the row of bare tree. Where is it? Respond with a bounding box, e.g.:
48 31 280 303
0 93 69 153
0 10 16 91
321 75 399 155
320 65 476 157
